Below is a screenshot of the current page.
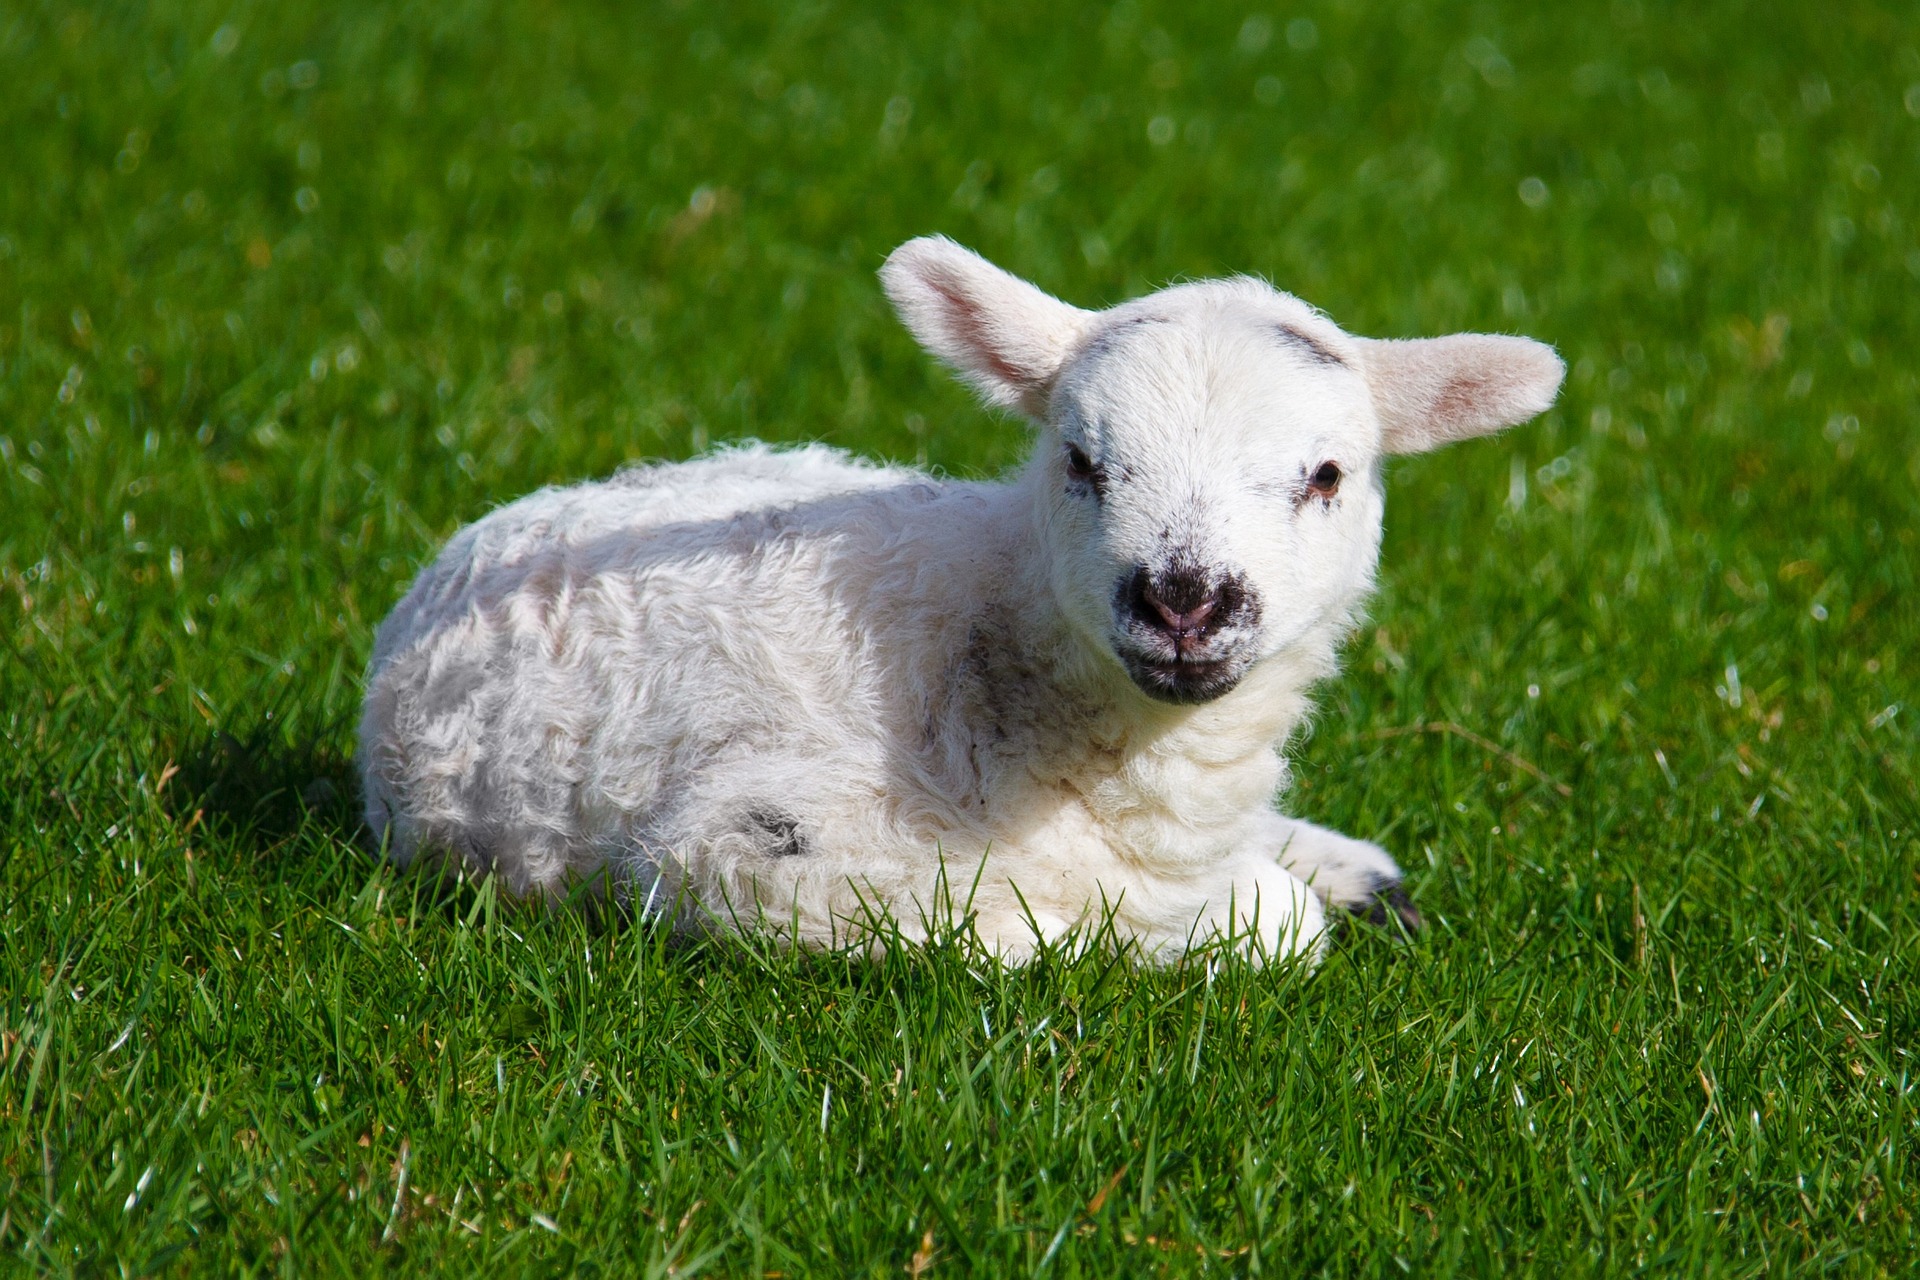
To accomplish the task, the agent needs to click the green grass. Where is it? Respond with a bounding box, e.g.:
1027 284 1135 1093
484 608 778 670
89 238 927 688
3 0 1917 1273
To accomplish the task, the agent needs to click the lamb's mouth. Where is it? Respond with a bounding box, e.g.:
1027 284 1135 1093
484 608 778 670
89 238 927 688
1118 648 1248 704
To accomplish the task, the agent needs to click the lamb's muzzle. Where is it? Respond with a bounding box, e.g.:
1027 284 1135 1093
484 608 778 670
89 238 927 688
357 233 1566 965
1115 563 1258 704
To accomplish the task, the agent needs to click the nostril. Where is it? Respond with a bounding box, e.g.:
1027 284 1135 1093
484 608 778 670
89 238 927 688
1130 567 1223 636
1147 591 1217 633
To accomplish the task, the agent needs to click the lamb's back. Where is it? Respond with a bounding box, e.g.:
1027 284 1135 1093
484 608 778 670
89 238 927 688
356 443 982 891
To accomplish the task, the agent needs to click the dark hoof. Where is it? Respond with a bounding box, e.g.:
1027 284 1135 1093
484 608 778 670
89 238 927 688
1357 883 1422 936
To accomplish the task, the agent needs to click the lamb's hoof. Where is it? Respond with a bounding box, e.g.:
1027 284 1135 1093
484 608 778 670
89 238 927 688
1355 881 1422 938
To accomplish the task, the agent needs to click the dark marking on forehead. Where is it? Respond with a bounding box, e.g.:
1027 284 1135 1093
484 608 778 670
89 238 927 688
1076 313 1170 364
1273 324 1345 368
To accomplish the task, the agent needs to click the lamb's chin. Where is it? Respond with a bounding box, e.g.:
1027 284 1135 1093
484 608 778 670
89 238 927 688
1117 649 1250 705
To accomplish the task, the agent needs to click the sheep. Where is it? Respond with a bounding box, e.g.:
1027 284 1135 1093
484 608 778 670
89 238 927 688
357 235 1563 964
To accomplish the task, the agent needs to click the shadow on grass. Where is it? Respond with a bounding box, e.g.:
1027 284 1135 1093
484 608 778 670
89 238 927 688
171 716 364 858
166 706 651 938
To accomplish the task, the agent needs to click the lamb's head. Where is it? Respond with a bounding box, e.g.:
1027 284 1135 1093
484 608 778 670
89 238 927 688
881 236 1564 706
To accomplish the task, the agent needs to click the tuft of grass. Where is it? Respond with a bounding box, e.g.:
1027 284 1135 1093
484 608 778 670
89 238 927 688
2 0 1915 1274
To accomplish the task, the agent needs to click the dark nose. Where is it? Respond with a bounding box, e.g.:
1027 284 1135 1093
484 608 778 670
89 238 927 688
1125 565 1224 644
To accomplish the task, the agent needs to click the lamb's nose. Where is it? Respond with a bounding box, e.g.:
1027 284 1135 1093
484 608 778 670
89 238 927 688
1143 585 1217 634
1127 566 1222 638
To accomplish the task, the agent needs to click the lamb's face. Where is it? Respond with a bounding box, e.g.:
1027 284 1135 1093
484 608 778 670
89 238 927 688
1040 290 1384 703
880 236 1565 707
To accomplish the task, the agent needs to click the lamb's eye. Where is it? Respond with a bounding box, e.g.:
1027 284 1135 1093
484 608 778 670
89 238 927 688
1064 443 1095 481
1307 460 1342 498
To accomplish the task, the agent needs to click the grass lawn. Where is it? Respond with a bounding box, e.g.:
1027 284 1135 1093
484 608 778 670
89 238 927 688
3 0 1917 1273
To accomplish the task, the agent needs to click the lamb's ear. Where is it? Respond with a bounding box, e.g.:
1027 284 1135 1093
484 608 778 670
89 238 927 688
1358 334 1565 455
881 236 1091 417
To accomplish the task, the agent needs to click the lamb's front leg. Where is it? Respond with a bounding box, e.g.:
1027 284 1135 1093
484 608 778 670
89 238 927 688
1117 855 1329 965
1267 814 1422 932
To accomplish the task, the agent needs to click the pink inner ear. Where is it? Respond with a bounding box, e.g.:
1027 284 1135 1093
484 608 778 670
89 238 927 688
927 277 1028 390
1365 333 1564 454
1431 371 1497 430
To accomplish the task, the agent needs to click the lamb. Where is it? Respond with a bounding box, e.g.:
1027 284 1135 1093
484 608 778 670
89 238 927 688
357 235 1563 964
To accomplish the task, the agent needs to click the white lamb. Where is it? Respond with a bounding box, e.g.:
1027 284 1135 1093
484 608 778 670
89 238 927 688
357 236 1563 964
